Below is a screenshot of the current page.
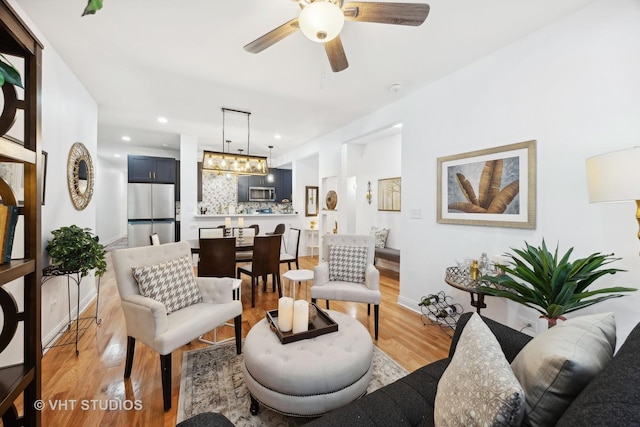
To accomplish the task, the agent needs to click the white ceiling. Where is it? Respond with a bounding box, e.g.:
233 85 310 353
15 0 594 162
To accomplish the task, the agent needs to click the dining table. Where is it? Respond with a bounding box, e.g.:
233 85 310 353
188 236 255 254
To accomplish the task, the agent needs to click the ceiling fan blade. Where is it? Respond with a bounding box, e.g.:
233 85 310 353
343 2 430 26
244 18 300 54
324 36 349 72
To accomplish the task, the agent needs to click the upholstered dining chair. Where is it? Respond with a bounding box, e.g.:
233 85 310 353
237 234 282 307
311 234 381 340
280 227 301 270
199 227 225 239
111 241 242 411
149 233 160 245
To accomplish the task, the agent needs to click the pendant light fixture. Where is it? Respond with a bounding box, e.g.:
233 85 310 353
267 145 274 182
202 108 268 176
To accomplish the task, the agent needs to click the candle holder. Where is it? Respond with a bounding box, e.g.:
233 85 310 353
237 227 244 243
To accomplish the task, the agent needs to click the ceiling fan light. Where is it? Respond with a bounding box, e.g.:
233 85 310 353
299 1 344 43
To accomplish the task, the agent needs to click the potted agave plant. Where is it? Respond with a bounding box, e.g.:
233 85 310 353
478 240 636 328
45 225 107 278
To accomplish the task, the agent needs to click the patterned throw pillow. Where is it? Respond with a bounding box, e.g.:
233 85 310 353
328 245 368 284
132 255 202 315
434 313 525 427
511 312 615 426
370 226 389 249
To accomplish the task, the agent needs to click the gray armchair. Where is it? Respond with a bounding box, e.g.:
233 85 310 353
311 234 380 340
112 241 242 411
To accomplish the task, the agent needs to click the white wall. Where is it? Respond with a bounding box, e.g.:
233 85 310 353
352 132 402 248
285 0 640 343
96 145 179 245
8 0 104 353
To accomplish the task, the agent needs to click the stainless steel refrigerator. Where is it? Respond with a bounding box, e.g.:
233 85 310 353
127 183 175 247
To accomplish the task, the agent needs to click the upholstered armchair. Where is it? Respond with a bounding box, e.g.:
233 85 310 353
311 234 380 340
111 241 242 411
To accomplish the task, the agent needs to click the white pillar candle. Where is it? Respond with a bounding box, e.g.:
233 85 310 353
237 217 244 227
224 217 231 228
278 297 294 332
292 300 309 334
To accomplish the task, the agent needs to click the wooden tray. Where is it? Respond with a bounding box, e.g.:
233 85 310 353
266 303 338 344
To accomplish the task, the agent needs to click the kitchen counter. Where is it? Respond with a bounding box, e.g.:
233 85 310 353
194 213 298 218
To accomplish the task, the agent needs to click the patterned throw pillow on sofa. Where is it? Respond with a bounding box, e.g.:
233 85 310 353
370 226 389 249
132 255 202 314
328 245 368 284
434 313 525 427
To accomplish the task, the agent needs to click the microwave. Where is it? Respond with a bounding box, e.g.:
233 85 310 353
249 186 276 202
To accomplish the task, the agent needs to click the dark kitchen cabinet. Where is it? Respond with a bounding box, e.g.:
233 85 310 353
238 175 250 202
128 155 176 183
236 169 292 203
278 169 292 201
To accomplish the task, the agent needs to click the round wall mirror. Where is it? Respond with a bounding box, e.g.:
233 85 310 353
67 142 94 210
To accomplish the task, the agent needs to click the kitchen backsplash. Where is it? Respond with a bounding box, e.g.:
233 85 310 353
198 173 293 214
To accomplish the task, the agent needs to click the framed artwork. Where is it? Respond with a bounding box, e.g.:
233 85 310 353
437 140 536 229
0 162 23 205
378 177 401 211
305 186 319 216
41 151 47 205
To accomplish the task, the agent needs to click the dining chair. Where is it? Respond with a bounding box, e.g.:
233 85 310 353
266 223 286 235
237 234 282 307
280 227 301 270
149 233 160 245
198 237 236 279
199 227 225 238
198 237 241 344
311 234 381 340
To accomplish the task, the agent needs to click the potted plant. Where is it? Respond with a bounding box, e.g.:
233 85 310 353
46 225 107 277
477 240 636 327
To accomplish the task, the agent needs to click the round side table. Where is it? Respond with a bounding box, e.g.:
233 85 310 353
282 269 313 300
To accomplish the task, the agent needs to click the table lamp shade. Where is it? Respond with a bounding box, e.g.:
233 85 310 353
586 147 640 203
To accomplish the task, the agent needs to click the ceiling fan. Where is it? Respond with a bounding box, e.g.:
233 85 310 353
244 0 430 73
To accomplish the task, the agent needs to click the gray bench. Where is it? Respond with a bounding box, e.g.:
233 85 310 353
374 247 400 264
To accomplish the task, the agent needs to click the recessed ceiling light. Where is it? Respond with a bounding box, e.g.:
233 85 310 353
393 123 403 128
121 136 131 141
114 154 121 158
163 144 169 147
157 117 168 123
274 134 282 139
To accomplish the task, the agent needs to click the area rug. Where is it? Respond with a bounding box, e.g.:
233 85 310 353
177 341 408 425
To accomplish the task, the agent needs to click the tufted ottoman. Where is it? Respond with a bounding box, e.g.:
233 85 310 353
242 310 373 417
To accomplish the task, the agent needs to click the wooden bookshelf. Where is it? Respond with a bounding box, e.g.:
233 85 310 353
0 1 42 426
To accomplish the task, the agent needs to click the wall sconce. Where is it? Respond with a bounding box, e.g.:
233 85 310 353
365 181 373 205
586 147 640 239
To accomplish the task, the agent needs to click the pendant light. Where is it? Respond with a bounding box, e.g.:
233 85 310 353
202 108 268 175
267 145 274 183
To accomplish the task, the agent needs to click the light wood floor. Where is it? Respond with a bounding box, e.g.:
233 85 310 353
37 254 452 426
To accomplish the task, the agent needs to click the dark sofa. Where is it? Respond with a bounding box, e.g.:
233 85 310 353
308 312 640 427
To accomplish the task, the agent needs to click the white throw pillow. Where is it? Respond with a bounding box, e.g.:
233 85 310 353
132 255 202 314
434 313 525 427
511 312 616 426
328 245 368 284
370 226 389 249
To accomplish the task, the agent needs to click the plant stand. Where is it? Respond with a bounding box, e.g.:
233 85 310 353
42 266 102 356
